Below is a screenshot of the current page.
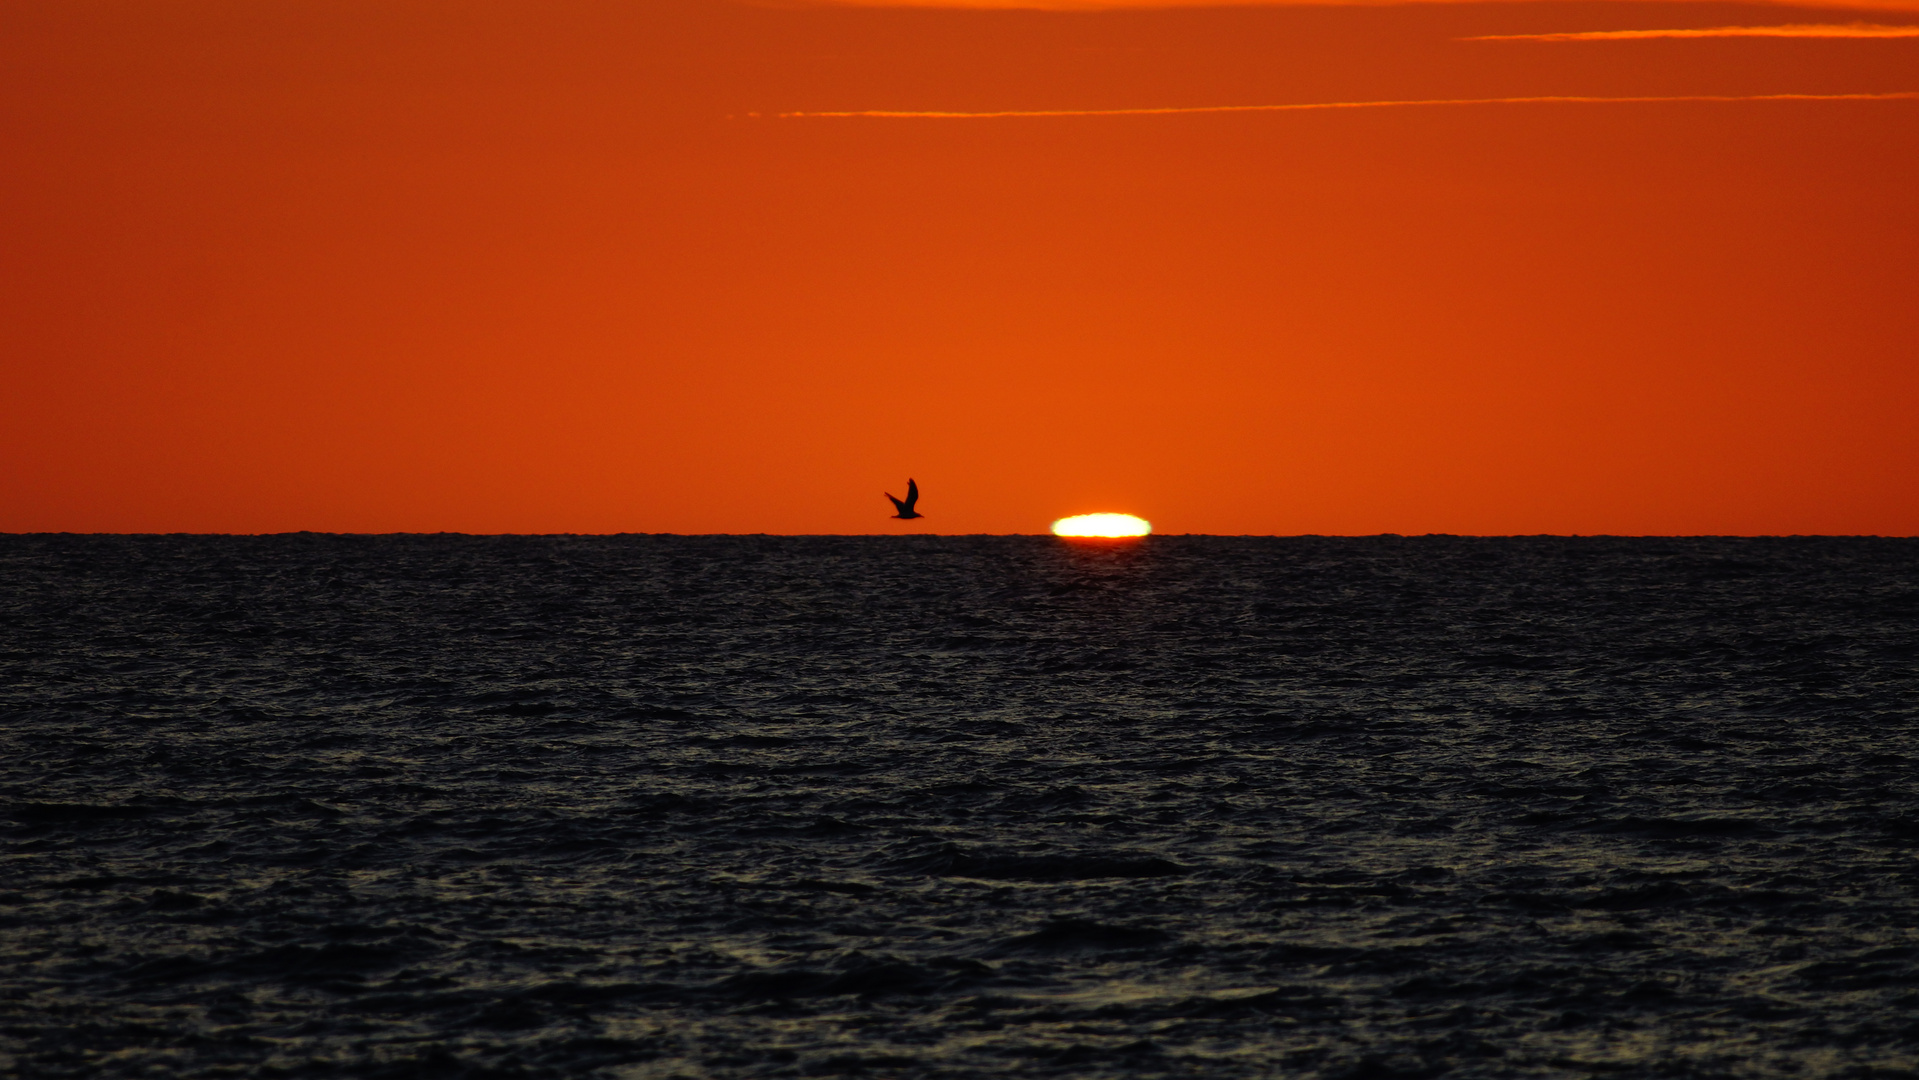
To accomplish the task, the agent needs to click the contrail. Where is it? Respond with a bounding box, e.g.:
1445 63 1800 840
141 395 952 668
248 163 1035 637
803 0 1919 11
776 91 1919 119
1467 22 1919 39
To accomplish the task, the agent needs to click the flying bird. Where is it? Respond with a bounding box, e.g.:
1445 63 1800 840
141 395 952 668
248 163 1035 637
887 478 923 519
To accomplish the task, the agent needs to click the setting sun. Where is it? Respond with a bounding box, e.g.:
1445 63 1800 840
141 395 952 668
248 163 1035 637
1051 513 1152 538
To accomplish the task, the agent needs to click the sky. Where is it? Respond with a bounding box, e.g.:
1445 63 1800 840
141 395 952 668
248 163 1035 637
2 0 1915 535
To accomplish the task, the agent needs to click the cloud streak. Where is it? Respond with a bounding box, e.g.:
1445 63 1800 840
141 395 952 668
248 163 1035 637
776 90 1919 119
797 0 1919 13
1467 22 1919 38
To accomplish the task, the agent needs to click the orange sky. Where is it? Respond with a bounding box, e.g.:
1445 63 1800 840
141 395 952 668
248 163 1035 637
2 0 1915 534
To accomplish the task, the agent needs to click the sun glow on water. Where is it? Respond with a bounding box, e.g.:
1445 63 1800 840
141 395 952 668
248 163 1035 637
1051 513 1152 538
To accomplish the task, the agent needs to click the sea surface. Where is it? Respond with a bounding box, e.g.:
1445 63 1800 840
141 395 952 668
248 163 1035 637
2 534 1916 1080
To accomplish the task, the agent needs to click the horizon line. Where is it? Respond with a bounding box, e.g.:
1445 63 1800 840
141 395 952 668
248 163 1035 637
2 531 1914 539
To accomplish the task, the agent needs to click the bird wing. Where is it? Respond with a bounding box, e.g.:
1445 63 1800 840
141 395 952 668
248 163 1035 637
903 478 919 511
887 492 907 514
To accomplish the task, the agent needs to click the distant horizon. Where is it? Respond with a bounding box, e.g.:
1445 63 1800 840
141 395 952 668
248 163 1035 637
7 531 1916 540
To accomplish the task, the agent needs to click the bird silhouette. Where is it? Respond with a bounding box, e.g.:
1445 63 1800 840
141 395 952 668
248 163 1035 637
887 478 923 519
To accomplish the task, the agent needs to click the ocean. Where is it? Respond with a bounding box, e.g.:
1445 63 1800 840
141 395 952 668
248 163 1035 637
2 534 1915 1078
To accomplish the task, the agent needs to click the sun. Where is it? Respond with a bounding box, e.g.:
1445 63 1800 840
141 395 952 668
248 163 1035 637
1051 513 1152 538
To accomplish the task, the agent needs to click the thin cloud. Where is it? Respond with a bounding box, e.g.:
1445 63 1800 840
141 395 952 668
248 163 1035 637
794 0 1919 12
775 90 1919 118
1468 22 1919 38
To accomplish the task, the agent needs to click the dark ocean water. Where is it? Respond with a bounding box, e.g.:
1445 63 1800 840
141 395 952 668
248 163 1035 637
3 534 1917 1080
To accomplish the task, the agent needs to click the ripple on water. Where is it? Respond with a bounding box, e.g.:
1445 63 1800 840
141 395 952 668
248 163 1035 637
1 534 1916 1078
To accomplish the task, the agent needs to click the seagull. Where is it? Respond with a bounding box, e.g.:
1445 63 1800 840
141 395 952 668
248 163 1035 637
887 478 923 520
